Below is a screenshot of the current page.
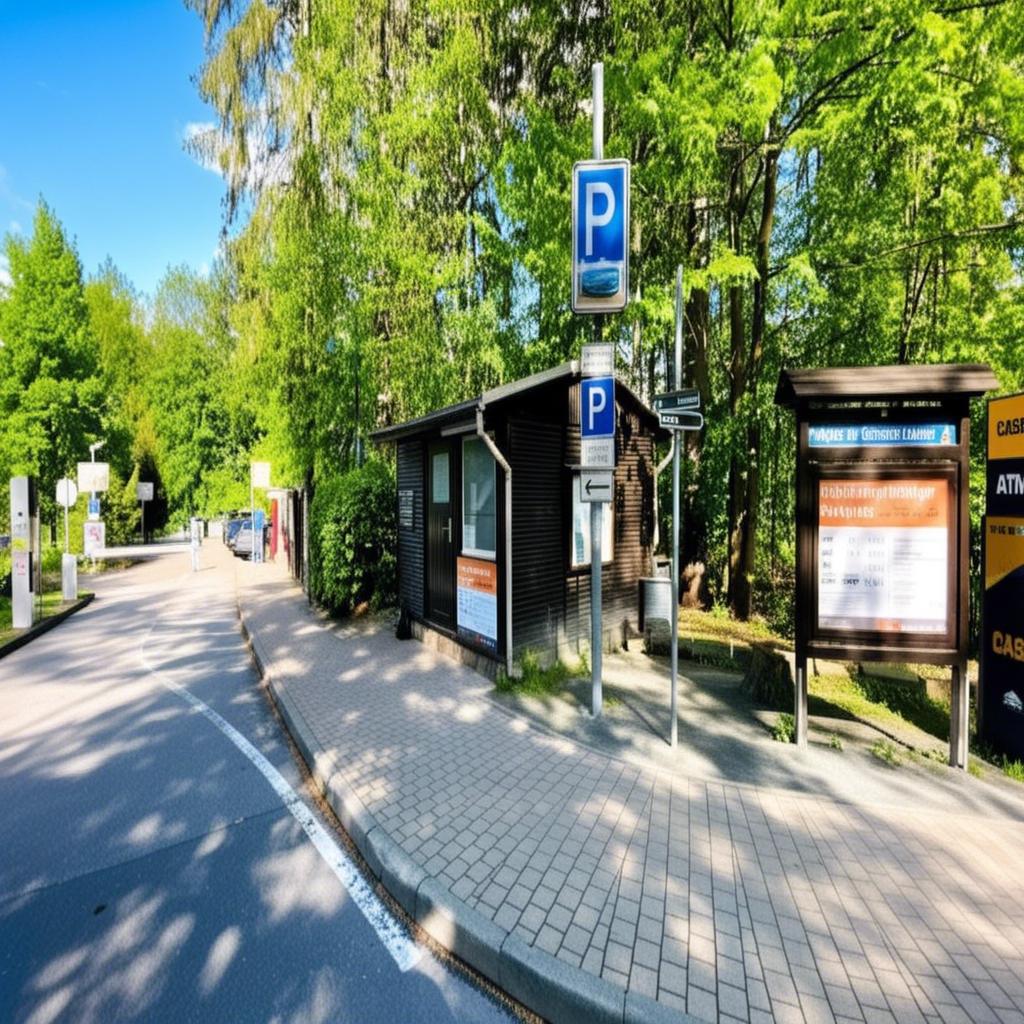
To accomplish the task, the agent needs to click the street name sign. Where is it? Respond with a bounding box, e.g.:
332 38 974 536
572 159 630 313
659 410 704 431
653 388 701 413
580 470 613 503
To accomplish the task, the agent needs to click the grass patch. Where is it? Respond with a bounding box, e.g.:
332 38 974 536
1004 758 1024 783
968 760 984 779
0 589 90 647
496 649 582 697
773 713 794 743
828 733 843 751
870 739 901 766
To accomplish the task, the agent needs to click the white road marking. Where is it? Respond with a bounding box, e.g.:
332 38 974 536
138 597 422 973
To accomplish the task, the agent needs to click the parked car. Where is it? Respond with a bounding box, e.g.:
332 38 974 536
232 521 255 559
224 517 247 550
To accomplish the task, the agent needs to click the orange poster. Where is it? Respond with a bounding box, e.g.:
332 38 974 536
819 480 948 529
456 556 498 652
817 478 949 634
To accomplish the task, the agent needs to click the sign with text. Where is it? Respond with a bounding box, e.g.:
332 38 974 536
817 479 949 634
981 517 1024 758
581 343 614 377
250 461 271 488
83 520 105 556
136 482 154 502
456 556 498 653
987 393 1024 517
809 423 956 448
982 393 1024 759
571 159 630 313
398 489 414 530
77 461 109 493
653 389 701 413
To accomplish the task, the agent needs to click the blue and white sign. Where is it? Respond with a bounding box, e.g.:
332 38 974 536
88 497 100 520
809 423 957 448
581 377 615 438
572 158 630 313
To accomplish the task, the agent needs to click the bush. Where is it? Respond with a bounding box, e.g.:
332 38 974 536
309 461 397 615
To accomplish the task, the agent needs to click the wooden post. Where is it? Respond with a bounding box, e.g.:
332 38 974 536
949 660 969 769
795 657 808 747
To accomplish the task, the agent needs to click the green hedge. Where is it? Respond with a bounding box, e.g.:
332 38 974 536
309 461 397 615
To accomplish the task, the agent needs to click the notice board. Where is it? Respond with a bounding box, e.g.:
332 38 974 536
817 478 949 635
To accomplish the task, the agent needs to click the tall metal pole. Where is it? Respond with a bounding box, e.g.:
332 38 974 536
670 265 682 747
63 499 69 554
591 60 604 718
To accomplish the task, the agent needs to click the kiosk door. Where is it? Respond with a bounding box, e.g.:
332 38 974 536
427 442 456 628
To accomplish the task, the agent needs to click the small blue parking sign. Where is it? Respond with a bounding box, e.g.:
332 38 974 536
581 377 616 438
572 158 630 313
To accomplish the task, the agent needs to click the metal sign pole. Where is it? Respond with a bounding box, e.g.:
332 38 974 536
63 499 69 555
590 60 604 718
670 266 682 747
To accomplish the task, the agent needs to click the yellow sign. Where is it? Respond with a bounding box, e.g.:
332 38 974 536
986 516 1024 590
988 393 1024 462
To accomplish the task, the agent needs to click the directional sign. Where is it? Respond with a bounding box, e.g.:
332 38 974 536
55 478 78 508
581 376 615 438
659 410 704 431
580 470 613 504
136 481 154 502
653 389 701 413
572 158 630 313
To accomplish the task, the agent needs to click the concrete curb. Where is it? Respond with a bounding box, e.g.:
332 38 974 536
237 592 698 1024
0 593 95 661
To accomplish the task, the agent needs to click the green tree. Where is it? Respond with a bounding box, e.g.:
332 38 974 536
0 202 103 532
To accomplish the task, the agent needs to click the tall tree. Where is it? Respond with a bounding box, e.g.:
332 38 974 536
0 202 103 530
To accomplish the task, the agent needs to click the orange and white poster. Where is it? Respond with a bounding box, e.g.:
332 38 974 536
817 479 948 633
456 556 498 653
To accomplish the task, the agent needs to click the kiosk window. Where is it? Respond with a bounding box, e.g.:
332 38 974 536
571 473 613 567
462 437 496 558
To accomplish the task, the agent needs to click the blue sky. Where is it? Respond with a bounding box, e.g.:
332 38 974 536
0 0 225 298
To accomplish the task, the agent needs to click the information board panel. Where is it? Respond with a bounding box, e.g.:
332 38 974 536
817 478 949 634
456 556 498 653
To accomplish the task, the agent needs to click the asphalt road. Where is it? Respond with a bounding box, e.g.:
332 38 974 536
0 551 516 1024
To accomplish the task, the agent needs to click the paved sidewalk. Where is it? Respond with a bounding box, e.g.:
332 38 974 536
237 558 1024 1024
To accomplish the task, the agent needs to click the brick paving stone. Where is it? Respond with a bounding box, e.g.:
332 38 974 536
239 562 1024 1024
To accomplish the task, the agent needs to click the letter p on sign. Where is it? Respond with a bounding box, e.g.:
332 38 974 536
581 377 615 438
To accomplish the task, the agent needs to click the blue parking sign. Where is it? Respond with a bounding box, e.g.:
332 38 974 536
572 158 630 313
581 377 616 438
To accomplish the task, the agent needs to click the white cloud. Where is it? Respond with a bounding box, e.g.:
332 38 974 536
183 121 222 175
182 110 291 196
